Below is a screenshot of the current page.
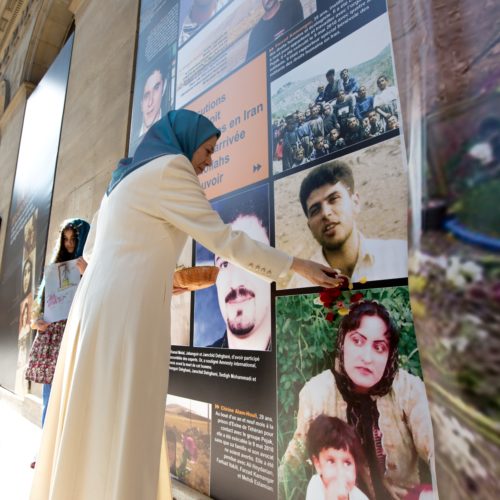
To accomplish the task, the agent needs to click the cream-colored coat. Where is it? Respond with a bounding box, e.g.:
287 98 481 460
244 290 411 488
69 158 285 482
282 369 435 499
30 154 292 500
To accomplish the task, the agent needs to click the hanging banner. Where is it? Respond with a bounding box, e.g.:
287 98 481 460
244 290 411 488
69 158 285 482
130 1 437 499
0 36 74 390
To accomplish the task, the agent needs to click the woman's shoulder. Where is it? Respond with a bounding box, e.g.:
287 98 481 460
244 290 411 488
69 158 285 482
392 369 425 390
147 153 188 170
153 153 200 182
390 369 427 408
300 369 335 395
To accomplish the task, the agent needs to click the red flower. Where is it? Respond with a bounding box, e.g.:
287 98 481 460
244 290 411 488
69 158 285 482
319 291 331 305
320 288 342 305
338 276 350 289
336 301 345 309
325 312 335 322
350 292 364 303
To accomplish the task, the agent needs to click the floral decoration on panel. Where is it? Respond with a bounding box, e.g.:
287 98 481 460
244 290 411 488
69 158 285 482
315 284 365 322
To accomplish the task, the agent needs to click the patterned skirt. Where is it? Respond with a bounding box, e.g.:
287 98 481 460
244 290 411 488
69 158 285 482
25 319 67 384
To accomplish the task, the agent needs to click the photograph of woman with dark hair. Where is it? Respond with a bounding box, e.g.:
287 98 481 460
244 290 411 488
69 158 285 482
282 300 434 499
22 258 33 295
19 299 32 338
24 214 36 256
29 110 342 500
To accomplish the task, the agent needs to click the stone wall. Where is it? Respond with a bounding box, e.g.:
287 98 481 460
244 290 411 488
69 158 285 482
46 0 138 249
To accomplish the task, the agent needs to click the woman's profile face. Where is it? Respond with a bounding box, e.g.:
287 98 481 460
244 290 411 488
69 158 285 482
191 135 218 176
343 314 389 392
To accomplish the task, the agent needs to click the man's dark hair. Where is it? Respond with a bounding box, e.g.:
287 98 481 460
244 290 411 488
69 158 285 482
198 184 270 263
326 69 335 78
299 161 355 215
214 184 269 234
306 415 366 468
140 67 165 94
377 75 388 82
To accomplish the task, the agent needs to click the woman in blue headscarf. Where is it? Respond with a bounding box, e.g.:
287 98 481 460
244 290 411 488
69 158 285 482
30 110 341 500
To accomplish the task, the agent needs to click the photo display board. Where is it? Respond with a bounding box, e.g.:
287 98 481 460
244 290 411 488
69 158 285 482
130 2 436 499
0 36 74 390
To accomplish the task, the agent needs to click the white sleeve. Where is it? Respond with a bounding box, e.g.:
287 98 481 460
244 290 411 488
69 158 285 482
158 155 292 282
82 209 99 262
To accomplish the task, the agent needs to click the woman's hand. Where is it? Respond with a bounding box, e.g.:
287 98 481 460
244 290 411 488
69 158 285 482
32 319 50 332
76 257 88 274
291 257 347 288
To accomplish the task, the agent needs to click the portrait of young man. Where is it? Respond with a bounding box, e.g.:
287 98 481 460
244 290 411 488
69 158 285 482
139 67 166 137
274 137 408 289
129 61 172 154
210 214 272 350
246 0 304 61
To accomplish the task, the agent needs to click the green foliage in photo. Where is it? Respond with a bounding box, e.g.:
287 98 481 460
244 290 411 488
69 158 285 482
276 286 421 499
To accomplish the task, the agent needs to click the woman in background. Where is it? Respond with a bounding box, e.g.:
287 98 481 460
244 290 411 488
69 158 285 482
27 218 90 433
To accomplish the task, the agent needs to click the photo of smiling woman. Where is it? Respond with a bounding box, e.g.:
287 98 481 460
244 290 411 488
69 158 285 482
278 288 435 500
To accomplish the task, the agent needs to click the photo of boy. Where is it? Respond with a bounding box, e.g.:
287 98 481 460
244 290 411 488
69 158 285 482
306 415 369 500
277 287 435 499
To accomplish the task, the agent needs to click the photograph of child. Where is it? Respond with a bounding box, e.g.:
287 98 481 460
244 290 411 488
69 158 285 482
277 286 435 500
306 415 368 500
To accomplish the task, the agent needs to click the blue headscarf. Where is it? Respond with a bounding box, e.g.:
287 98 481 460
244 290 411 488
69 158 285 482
107 109 221 194
70 218 91 257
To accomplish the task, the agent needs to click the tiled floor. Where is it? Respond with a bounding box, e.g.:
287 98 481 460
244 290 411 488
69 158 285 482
0 398 41 500
0 390 211 499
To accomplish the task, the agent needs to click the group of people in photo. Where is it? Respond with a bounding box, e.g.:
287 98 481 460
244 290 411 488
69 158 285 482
273 69 400 171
